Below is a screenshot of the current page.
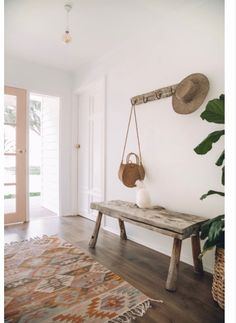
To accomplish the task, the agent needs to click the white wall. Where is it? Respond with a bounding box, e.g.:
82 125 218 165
5 56 73 216
73 0 224 272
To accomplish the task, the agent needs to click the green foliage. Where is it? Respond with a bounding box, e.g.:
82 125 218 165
4 192 41 199
29 166 40 175
4 105 16 123
216 150 224 166
4 194 16 199
194 130 224 155
29 100 41 135
200 94 224 124
221 166 225 186
200 190 224 200
29 192 41 197
199 215 224 257
194 94 225 256
4 137 15 153
4 99 41 136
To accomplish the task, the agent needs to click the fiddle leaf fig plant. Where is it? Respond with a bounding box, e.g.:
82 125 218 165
194 94 225 256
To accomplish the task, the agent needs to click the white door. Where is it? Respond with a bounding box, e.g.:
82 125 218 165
77 79 105 221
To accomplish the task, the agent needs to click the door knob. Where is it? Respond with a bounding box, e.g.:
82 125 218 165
18 149 26 154
75 144 81 149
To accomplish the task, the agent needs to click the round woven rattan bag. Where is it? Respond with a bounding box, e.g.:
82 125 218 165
118 153 145 188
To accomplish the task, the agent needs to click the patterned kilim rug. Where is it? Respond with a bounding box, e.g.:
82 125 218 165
5 235 160 322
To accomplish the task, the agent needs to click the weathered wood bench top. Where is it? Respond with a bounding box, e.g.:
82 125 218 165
89 200 208 291
90 200 208 238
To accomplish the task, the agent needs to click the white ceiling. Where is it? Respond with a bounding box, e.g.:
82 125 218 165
5 0 187 71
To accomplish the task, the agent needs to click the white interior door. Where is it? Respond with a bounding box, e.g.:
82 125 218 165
77 79 105 221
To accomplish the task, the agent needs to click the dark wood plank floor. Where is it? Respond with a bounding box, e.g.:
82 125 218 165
4 216 224 323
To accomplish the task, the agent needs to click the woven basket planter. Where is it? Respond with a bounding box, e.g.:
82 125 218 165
212 247 224 309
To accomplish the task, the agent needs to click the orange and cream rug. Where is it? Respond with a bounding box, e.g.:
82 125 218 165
5 235 160 322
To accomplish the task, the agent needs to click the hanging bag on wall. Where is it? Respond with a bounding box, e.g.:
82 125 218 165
118 104 145 187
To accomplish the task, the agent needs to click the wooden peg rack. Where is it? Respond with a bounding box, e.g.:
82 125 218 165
130 84 178 105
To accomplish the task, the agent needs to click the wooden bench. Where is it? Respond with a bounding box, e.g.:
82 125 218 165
89 200 208 291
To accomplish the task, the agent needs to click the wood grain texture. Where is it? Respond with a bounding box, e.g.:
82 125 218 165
102 210 186 239
89 211 103 248
191 234 204 274
130 84 178 105
165 238 182 291
4 215 224 323
118 218 127 240
90 200 208 237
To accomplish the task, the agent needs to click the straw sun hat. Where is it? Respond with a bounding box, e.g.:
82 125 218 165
172 73 210 114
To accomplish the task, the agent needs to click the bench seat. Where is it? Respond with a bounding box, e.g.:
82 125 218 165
89 200 208 291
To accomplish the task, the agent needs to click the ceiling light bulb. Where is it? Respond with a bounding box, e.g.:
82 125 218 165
62 30 72 44
62 3 72 44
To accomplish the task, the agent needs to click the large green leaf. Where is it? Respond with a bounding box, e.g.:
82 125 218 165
200 221 212 240
200 215 224 240
200 190 224 200
221 166 225 186
216 150 225 166
199 215 224 256
208 217 224 242
201 239 217 255
216 231 225 249
202 230 224 254
200 96 224 124
194 130 224 155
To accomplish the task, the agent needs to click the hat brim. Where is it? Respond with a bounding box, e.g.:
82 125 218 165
172 73 210 114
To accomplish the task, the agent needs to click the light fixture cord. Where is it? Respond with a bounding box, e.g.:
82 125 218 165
66 10 69 31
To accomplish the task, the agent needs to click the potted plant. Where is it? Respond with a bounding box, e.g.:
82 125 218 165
194 94 224 309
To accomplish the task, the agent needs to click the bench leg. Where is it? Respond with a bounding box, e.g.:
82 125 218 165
191 233 204 274
118 219 127 240
89 211 103 248
165 238 182 292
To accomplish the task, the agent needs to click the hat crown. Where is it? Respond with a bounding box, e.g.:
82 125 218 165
172 73 209 114
175 79 199 103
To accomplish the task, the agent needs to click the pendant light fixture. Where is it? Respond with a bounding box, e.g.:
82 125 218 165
62 3 72 44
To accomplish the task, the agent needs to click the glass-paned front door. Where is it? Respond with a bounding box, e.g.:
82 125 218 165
4 87 26 224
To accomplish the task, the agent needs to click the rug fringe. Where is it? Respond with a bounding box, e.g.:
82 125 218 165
149 298 164 304
4 234 50 247
107 298 162 323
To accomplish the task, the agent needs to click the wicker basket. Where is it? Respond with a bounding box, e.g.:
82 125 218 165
212 247 224 309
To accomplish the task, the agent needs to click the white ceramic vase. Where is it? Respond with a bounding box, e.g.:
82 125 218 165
135 180 152 208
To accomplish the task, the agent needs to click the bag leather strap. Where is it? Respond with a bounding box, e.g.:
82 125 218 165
126 152 139 164
121 104 142 163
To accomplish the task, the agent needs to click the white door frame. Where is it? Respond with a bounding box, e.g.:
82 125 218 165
28 90 62 220
4 86 62 222
27 91 62 220
72 76 106 220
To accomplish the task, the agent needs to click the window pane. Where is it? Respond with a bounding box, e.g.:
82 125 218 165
4 185 16 214
4 124 16 153
4 94 17 124
4 156 16 184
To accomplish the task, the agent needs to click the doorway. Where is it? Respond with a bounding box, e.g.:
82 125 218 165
4 86 27 224
77 78 105 221
29 93 60 219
